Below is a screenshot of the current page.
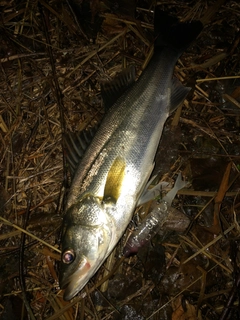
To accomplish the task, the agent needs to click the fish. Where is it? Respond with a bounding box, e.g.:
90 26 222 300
59 9 203 300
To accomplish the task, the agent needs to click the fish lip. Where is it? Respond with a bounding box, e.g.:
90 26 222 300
61 256 92 301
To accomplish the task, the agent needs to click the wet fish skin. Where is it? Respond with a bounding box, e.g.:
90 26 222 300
59 11 203 301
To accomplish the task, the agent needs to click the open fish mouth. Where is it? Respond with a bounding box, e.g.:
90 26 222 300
61 257 92 301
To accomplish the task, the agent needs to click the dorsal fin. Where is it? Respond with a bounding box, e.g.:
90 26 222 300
63 126 98 176
101 65 136 110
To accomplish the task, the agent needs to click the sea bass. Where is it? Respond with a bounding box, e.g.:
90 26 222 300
59 9 202 300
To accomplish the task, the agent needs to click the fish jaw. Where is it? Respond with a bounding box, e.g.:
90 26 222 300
59 195 115 300
60 255 91 301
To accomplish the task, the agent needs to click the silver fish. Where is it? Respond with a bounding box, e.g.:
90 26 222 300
59 10 202 300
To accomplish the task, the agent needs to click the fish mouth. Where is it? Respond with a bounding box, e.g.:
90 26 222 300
61 256 92 301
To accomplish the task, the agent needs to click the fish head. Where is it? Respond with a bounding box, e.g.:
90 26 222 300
59 194 114 300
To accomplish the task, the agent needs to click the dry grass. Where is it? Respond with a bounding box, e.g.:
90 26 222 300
0 0 240 319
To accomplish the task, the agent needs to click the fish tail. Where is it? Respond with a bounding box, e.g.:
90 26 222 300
154 8 203 55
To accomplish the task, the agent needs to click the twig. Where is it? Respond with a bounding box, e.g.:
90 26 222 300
196 75 240 83
182 225 235 265
0 216 61 253
19 197 36 320
213 162 232 233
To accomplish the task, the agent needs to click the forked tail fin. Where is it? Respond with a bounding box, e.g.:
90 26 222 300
154 8 203 56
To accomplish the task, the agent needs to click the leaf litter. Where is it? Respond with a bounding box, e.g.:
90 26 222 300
0 0 240 319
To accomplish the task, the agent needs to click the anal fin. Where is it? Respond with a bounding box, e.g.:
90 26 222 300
170 78 191 113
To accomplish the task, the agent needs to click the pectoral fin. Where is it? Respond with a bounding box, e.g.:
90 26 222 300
103 157 126 203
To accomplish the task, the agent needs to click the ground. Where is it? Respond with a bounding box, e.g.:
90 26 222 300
0 0 240 319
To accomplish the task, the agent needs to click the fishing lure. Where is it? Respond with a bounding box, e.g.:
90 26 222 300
123 174 187 257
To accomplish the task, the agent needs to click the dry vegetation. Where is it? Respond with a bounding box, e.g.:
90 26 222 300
0 0 240 319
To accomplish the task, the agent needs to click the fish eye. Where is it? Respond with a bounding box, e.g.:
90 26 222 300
62 249 75 264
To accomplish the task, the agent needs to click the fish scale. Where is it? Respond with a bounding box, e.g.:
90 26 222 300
68 50 175 204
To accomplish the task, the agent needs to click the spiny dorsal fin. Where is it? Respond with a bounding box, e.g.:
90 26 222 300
101 65 136 110
63 126 98 176
103 156 126 203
